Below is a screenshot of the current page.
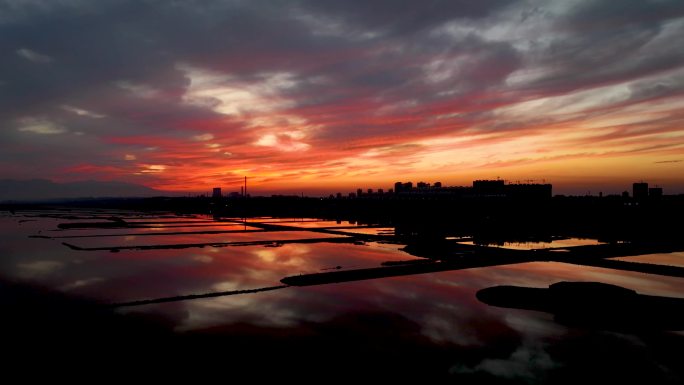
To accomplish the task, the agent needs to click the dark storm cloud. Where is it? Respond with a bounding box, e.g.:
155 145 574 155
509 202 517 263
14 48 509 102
512 0 684 95
0 0 515 107
0 0 519 140
564 0 684 28
296 0 514 36
1 0 681 114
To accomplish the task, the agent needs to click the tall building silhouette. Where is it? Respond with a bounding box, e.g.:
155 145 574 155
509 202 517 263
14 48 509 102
633 182 648 201
212 187 222 198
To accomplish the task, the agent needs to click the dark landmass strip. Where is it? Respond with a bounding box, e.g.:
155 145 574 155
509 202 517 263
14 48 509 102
0 179 166 201
281 241 684 286
61 236 356 251
4 192 684 242
47 228 268 239
477 281 684 331
109 285 288 308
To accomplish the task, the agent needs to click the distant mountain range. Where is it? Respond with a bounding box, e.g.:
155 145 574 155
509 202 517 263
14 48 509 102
0 179 168 202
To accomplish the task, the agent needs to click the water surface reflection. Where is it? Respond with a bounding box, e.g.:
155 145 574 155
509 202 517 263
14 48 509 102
1 210 683 382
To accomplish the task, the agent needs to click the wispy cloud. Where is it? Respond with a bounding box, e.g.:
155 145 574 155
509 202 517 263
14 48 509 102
115 81 159 98
192 133 214 141
16 48 53 63
62 105 105 118
17 118 67 135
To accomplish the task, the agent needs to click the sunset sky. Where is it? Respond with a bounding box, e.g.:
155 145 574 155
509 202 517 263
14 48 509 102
2 0 684 195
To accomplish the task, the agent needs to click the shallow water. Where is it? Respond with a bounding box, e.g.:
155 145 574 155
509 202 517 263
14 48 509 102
609 251 684 267
2 210 683 381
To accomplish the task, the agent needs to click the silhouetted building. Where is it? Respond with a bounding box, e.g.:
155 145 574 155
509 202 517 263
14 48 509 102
649 187 663 198
473 180 505 196
377 188 384 194
394 182 403 193
394 181 414 193
336 192 342 199
633 182 648 201
505 183 553 199
389 179 552 199
367 188 373 195
357 188 363 197
212 187 222 199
